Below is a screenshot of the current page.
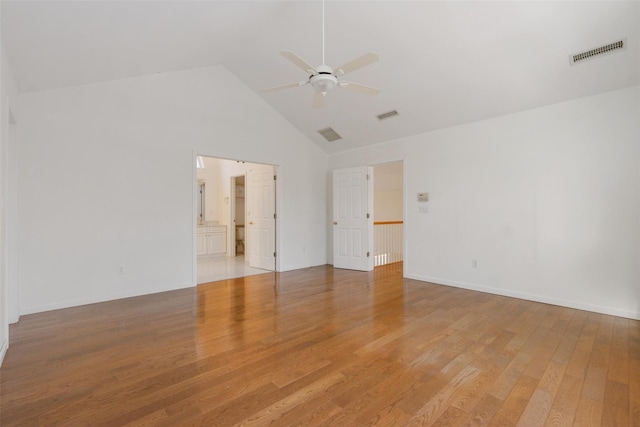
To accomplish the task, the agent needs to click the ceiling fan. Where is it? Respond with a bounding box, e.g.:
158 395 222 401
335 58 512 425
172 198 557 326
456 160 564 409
261 0 380 109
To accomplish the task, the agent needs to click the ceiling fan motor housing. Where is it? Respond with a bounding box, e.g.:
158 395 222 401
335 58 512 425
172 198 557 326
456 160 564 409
310 64 337 94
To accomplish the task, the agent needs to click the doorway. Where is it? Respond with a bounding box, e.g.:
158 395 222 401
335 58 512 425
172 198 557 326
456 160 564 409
372 161 404 267
194 155 277 284
230 175 245 257
332 161 404 271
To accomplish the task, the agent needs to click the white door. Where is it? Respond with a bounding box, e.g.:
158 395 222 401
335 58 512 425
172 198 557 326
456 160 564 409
333 166 374 271
247 166 276 271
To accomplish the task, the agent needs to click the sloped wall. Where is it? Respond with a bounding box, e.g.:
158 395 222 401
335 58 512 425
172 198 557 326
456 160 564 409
17 65 328 315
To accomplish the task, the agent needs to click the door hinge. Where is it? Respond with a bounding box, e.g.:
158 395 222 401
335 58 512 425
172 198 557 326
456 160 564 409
366 213 370 219
273 252 277 257
274 175 277 181
367 251 370 257
366 174 370 180
273 213 277 219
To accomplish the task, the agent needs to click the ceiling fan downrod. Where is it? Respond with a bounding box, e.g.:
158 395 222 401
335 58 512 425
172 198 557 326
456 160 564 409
321 0 325 65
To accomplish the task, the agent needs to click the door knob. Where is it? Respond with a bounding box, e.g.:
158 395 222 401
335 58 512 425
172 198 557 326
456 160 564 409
249 221 253 225
333 221 338 225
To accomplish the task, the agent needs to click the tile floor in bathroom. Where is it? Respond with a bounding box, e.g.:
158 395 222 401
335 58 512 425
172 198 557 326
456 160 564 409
197 255 272 284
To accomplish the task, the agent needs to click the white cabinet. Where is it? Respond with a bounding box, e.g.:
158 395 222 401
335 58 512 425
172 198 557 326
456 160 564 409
206 231 226 254
197 225 227 256
197 234 207 256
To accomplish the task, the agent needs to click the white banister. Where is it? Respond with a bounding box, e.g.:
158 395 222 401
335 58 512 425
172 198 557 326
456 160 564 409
374 222 403 266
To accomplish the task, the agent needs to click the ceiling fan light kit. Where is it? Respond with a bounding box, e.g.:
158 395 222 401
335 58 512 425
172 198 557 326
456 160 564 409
262 0 380 108
310 66 337 95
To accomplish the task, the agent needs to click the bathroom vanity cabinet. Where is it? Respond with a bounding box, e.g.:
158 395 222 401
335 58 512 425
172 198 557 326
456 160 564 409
197 225 227 256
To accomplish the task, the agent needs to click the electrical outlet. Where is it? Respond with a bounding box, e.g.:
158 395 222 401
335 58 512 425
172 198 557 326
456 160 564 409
472 260 479 269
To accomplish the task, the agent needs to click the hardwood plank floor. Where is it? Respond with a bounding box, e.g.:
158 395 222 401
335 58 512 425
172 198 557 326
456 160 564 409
1 264 638 426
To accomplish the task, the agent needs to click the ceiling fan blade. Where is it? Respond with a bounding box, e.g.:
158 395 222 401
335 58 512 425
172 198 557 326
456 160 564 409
313 91 325 109
338 81 380 96
280 51 316 74
336 52 379 76
261 81 308 93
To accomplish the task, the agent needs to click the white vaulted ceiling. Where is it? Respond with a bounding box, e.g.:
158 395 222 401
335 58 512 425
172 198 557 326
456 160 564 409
3 1 639 154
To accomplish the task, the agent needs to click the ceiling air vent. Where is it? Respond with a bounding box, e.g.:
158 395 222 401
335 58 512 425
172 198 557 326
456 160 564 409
570 39 626 66
377 110 399 121
318 127 342 142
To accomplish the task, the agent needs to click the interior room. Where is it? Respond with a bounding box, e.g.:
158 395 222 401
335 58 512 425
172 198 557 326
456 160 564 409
0 1 638 425
195 155 274 283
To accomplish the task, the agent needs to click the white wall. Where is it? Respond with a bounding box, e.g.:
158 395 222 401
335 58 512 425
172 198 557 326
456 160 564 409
373 161 403 222
17 65 328 315
1 40 21 364
330 86 640 320
374 190 402 222
0 17 6 364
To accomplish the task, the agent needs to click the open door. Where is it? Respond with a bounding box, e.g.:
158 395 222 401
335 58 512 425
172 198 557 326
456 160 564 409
333 166 374 271
247 166 276 271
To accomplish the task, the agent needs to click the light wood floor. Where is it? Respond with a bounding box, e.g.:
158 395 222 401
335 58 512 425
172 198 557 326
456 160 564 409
1 264 638 426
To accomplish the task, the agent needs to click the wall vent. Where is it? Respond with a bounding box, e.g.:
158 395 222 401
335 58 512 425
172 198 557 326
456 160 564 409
318 127 342 142
377 110 399 121
570 39 626 66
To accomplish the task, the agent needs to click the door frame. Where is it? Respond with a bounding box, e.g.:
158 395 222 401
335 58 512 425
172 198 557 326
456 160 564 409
331 159 406 275
192 153 280 285
229 174 247 258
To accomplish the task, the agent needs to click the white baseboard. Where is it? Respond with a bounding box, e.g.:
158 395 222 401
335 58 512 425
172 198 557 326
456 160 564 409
0 338 8 367
20 282 195 316
405 274 640 321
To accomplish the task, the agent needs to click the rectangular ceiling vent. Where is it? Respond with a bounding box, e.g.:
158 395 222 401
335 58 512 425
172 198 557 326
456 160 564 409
318 127 342 142
570 39 626 66
377 110 399 121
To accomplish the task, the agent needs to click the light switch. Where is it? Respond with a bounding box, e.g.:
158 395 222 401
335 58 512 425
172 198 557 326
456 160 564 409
417 192 429 202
